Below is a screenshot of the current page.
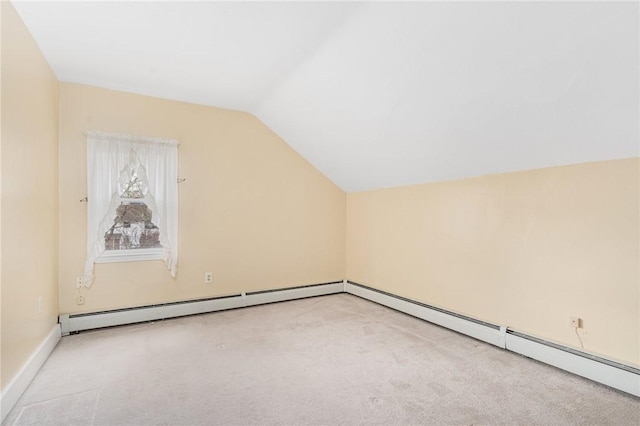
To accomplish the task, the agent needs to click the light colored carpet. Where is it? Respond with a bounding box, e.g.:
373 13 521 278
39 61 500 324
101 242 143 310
3 294 639 425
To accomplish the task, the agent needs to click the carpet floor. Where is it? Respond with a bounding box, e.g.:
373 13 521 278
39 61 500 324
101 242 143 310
3 294 639 425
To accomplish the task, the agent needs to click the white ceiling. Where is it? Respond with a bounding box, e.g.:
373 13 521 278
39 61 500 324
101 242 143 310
12 1 639 192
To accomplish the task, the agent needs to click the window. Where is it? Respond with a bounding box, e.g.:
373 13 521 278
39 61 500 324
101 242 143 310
81 131 178 287
99 169 163 263
104 200 161 251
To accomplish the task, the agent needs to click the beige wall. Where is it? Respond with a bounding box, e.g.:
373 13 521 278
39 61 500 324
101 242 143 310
1 2 59 389
58 83 345 314
347 159 639 366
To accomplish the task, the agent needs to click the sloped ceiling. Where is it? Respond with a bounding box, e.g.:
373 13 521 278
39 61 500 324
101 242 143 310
12 1 639 192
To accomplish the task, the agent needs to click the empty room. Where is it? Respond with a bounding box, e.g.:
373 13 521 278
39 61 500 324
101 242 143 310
1 0 639 424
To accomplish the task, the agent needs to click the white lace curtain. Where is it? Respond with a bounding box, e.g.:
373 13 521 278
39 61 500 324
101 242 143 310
82 131 179 287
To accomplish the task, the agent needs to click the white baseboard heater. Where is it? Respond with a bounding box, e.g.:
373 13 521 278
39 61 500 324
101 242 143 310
59 281 344 335
58 279 639 397
344 280 640 398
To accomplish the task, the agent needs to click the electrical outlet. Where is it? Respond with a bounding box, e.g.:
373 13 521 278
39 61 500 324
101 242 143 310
37 297 43 314
570 317 582 328
204 272 213 284
76 277 83 288
76 295 85 305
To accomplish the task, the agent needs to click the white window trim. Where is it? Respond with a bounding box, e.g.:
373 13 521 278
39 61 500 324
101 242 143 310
95 248 164 264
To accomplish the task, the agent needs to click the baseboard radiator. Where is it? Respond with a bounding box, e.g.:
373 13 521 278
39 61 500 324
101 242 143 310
58 279 639 397
344 281 640 397
59 281 344 335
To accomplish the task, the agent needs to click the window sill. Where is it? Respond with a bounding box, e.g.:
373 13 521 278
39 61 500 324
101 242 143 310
96 248 164 263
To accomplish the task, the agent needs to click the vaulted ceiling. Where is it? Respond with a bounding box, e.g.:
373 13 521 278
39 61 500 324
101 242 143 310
12 1 639 192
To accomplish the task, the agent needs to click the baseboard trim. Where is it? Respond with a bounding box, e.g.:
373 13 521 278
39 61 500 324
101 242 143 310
344 280 640 397
0 323 61 422
63 281 344 334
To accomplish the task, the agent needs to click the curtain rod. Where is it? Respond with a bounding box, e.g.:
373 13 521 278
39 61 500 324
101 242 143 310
84 130 180 147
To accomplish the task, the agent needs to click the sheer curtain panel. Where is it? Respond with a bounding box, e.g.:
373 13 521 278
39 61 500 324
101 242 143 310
82 131 179 287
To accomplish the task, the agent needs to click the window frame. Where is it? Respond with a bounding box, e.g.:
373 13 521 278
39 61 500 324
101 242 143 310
95 247 164 264
99 196 163 263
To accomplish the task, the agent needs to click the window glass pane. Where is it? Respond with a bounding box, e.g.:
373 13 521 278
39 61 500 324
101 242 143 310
120 172 146 199
105 202 161 250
